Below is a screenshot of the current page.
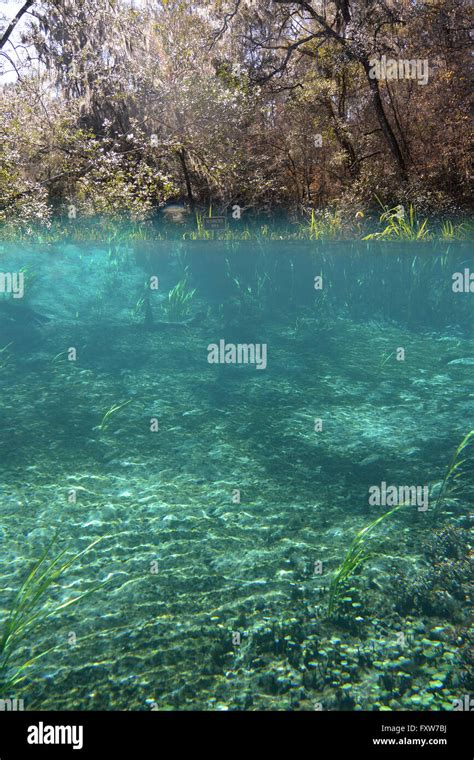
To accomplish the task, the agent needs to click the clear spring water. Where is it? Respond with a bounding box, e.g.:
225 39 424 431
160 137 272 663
0 239 472 710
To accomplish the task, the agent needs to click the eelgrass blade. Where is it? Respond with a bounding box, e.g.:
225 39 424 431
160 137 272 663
327 503 404 616
0 536 107 689
434 430 474 510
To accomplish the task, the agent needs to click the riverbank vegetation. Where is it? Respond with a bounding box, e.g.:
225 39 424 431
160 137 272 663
0 1 471 236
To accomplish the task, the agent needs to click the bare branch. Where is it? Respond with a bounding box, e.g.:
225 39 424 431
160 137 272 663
0 0 35 51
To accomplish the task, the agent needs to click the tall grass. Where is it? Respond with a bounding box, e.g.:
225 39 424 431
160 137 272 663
298 209 343 239
0 209 471 243
439 220 473 241
363 198 431 241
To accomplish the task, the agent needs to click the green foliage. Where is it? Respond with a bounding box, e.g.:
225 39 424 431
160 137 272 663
0 536 106 691
194 212 211 240
164 274 196 321
328 430 474 617
97 399 133 432
0 212 471 244
0 0 471 224
76 136 177 220
434 430 474 510
327 504 403 617
298 209 343 240
363 200 431 241
233 274 269 312
185 211 216 240
225 256 273 315
439 220 473 241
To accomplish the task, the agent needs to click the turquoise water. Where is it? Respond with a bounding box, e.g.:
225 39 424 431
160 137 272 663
0 240 472 710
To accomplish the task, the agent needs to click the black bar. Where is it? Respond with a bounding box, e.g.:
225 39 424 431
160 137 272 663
0 710 471 758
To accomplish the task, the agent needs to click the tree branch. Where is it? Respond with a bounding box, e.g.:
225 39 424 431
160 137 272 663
0 0 35 51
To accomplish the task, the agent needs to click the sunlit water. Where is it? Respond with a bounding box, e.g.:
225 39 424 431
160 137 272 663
0 239 472 710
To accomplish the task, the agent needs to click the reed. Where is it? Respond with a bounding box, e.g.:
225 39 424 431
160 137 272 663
439 220 472 241
297 209 343 239
364 200 431 241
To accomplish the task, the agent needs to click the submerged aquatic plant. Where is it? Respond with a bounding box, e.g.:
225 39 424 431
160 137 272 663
19 266 38 301
378 349 396 371
106 230 130 264
132 296 146 322
164 274 196 321
97 399 133 431
232 272 270 313
364 199 431 241
0 536 105 692
223 254 276 317
327 504 404 617
434 430 474 510
0 342 12 370
328 430 474 616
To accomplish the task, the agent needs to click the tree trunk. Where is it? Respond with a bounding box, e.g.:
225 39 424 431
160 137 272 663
361 58 408 181
177 148 195 212
324 98 359 178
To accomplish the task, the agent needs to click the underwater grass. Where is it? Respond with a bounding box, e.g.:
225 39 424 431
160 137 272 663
228 269 271 314
0 535 106 692
97 399 133 432
434 430 474 511
0 342 12 370
378 349 396 371
328 430 474 616
327 504 404 617
164 274 196 321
